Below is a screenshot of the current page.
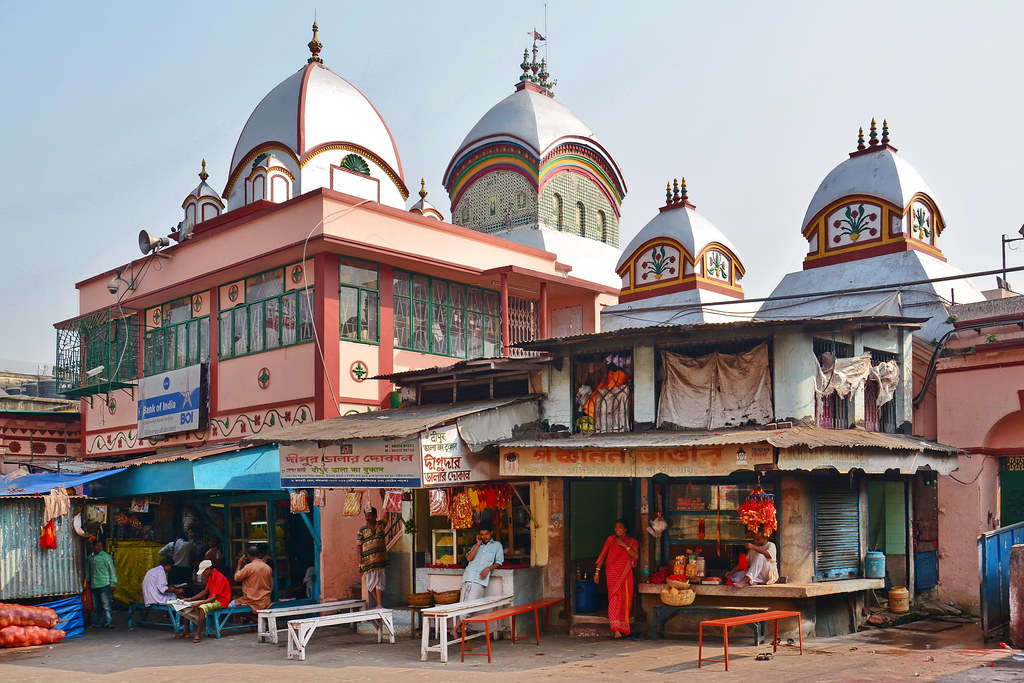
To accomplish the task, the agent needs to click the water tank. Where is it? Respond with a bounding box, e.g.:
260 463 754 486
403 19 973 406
37 379 57 399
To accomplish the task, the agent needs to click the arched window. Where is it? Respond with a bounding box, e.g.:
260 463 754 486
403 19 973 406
599 210 608 242
577 202 586 236
554 193 563 230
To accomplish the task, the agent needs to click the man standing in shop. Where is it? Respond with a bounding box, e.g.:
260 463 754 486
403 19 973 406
449 523 504 639
356 507 388 608
88 539 117 628
159 527 199 585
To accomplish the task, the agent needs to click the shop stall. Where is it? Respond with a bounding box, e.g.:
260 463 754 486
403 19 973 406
87 444 319 604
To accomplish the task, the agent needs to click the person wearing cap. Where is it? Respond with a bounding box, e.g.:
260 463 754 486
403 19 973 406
176 559 230 643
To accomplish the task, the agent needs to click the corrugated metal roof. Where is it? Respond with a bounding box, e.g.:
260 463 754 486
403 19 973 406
514 315 928 350
0 496 83 600
500 424 958 453
244 397 540 444
373 356 550 382
90 441 246 470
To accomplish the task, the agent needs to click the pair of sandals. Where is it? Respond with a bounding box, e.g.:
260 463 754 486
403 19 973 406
755 652 774 661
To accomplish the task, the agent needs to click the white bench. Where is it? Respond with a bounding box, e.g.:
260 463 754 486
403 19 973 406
257 599 366 644
286 608 394 661
420 594 514 663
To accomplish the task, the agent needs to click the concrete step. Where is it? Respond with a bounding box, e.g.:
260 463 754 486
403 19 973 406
570 613 609 637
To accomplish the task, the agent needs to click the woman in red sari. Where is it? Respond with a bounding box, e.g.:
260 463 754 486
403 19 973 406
594 518 640 638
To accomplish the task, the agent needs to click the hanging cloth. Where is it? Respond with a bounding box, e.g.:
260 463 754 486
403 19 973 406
42 486 71 522
39 520 57 550
313 488 326 507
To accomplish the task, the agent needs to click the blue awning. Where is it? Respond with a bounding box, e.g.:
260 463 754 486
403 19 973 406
88 444 281 497
0 469 127 496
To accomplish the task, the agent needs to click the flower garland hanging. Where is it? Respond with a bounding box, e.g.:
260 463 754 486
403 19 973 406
738 486 778 535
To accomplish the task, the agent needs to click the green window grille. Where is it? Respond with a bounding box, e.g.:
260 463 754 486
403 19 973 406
55 309 140 397
393 270 501 358
143 295 210 376
340 257 379 343
218 266 315 359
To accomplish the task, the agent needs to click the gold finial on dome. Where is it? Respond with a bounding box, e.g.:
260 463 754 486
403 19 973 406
868 118 879 147
419 178 428 199
680 177 689 203
857 126 865 151
881 119 890 145
308 21 324 64
198 159 209 182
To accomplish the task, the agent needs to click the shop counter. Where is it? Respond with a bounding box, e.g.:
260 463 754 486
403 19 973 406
414 566 545 604
638 578 883 599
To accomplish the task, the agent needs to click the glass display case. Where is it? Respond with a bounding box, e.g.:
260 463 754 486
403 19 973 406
431 528 477 565
659 482 768 576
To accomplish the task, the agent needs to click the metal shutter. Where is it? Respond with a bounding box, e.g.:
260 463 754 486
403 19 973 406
813 483 862 580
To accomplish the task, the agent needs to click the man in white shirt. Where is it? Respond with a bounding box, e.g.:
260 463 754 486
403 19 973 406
141 557 183 605
729 532 779 587
449 524 504 639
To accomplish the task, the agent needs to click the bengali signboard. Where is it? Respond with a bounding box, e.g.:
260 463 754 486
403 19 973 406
499 444 772 477
420 424 498 487
137 364 207 439
279 439 420 488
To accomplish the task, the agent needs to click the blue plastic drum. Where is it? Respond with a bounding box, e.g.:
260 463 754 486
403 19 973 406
865 551 886 579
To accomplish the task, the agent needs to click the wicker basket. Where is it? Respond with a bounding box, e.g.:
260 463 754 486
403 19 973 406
666 579 690 591
407 592 434 607
659 590 696 607
433 589 462 605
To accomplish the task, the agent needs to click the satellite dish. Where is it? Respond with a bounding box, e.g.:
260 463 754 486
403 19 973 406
139 229 171 255
176 218 195 241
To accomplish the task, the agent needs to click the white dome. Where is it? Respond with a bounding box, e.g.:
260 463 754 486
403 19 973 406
802 147 932 228
617 203 743 274
456 88 599 156
225 62 404 197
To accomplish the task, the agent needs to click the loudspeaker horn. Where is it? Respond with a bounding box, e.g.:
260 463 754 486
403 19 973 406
139 229 171 255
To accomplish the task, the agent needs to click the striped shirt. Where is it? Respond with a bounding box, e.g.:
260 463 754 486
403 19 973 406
357 522 388 573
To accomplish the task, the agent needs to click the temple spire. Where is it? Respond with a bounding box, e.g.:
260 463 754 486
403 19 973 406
881 119 890 145
198 159 209 182
856 126 865 151
418 178 428 199
868 118 879 147
307 21 323 64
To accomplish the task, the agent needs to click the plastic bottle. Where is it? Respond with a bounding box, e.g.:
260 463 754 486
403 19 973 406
697 556 706 579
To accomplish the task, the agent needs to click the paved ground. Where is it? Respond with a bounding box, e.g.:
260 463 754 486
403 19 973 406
2 611 1023 682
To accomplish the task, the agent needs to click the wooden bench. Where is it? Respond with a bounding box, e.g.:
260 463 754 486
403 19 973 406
698 610 803 671
204 605 257 638
420 594 513 663
286 608 394 661
651 605 769 644
257 599 366 644
461 597 566 663
127 602 181 631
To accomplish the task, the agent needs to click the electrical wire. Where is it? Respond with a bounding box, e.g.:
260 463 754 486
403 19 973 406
946 456 993 486
299 200 372 417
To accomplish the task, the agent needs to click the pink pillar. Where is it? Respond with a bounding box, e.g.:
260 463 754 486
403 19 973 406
500 273 510 357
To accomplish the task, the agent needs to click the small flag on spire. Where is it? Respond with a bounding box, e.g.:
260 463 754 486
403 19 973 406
531 29 546 42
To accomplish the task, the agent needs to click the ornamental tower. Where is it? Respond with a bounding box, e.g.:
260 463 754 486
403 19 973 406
758 120 984 340
602 179 749 330
443 38 627 287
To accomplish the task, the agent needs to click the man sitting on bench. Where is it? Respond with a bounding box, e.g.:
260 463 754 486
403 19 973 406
178 560 231 643
142 557 183 606
232 545 273 616
449 523 503 640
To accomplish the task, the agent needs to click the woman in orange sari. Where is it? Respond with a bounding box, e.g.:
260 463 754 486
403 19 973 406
594 518 640 638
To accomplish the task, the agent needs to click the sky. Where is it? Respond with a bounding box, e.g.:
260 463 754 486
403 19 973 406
2 0 1024 370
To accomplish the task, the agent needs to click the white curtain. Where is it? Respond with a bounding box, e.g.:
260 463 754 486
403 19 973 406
815 353 871 399
657 343 773 430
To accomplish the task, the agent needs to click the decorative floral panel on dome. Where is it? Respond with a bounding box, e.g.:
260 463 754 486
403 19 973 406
826 202 883 248
909 200 935 245
637 244 681 285
703 250 731 283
